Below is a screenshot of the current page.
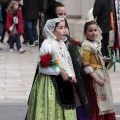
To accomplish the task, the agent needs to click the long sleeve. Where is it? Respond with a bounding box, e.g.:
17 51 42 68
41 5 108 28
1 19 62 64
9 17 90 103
82 50 91 66
39 66 60 75
6 12 12 32
39 39 60 76
82 50 94 74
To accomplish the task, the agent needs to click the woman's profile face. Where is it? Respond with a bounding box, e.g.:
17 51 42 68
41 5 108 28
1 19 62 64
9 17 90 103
56 7 66 19
52 21 67 40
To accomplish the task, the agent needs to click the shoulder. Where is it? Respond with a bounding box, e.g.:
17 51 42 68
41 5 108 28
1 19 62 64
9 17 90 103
40 39 51 47
82 40 96 53
82 40 91 50
83 40 101 53
40 39 53 55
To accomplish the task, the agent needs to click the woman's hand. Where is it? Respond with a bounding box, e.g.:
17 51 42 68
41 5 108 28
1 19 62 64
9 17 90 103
102 57 111 62
89 72 104 86
9 24 15 32
94 78 104 86
60 70 68 82
70 76 77 83
60 70 76 83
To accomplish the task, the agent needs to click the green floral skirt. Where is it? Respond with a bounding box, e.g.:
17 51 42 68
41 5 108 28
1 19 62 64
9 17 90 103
27 73 77 120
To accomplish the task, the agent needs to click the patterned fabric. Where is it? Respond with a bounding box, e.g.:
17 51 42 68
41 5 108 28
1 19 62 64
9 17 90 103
84 75 116 120
82 39 115 115
82 40 103 70
43 18 64 39
27 73 77 120
93 69 114 115
39 38 75 77
68 43 88 106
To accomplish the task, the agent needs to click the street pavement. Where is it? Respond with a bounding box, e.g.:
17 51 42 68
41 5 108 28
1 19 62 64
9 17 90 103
0 104 119 120
0 36 120 120
0 103 27 120
0 36 39 103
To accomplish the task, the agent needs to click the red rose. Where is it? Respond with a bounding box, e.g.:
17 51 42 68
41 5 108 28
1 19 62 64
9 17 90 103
72 40 80 45
40 54 52 67
70 40 82 47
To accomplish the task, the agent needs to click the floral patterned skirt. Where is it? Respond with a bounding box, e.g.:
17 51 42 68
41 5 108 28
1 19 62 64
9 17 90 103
26 73 77 120
93 69 115 115
85 69 116 120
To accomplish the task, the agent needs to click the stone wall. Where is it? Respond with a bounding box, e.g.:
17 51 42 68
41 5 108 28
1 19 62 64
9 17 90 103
57 0 95 41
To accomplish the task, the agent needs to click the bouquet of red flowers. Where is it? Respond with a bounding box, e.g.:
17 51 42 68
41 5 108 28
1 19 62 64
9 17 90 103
40 53 73 81
40 54 52 67
70 40 82 47
40 53 64 70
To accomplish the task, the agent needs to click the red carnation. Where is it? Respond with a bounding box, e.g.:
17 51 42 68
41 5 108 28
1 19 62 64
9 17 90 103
72 40 80 45
40 54 52 67
70 40 82 47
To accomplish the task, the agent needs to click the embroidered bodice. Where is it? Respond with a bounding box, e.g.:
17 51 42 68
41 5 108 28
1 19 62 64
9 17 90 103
39 38 75 77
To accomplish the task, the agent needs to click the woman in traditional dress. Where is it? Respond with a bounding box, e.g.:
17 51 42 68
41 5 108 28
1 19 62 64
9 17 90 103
82 20 116 120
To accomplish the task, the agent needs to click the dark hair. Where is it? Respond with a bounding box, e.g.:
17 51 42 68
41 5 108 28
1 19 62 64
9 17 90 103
54 20 65 31
54 22 59 31
84 20 98 33
45 0 69 31
45 0 65 19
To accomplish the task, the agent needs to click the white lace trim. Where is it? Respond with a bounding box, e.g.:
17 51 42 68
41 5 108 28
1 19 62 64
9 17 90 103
82 39 101 53
39 38 75 76
43 18 64 39
84 66 94 74
39 66 60 76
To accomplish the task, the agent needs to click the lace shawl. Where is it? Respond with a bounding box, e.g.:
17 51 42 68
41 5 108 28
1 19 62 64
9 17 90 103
39 38 75 77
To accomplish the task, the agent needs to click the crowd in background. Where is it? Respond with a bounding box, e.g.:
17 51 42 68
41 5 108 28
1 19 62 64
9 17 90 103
0 0 43 53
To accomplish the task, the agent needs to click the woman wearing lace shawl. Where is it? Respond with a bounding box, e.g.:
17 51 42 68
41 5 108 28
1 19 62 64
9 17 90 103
29 1 90 120
45 1 90 119
26 18 79 120
82 20 116 120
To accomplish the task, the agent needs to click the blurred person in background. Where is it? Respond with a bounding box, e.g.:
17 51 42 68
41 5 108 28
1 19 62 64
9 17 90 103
93 0 111 59
23 0 41 46
6 0 25 53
